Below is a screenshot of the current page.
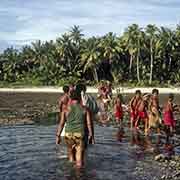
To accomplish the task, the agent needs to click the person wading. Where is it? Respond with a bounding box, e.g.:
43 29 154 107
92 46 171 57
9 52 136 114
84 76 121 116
56 90 93 168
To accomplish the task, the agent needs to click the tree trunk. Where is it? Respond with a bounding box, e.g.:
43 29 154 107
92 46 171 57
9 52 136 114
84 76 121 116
136 40 140 83
129 54 133 73
93 68 99 82
149 39 153 85
136 54 140 83
168 55 172 72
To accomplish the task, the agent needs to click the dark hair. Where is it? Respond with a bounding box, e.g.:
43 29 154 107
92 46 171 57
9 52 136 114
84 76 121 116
117 94 122 100
143 93 150 98
152 89 159 95
76 83 86 93
63 85 69 93
168 93 174 100
115 94 123 103
135 90 141 95
70 90 81 101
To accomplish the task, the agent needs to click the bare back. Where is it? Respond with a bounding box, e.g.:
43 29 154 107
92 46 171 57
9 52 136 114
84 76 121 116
59 94 69 113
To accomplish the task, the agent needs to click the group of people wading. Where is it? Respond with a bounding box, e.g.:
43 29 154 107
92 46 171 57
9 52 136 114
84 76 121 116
56 84 97 168
56 82 179 169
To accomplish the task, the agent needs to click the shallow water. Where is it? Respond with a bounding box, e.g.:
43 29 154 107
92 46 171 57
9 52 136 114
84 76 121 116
1 122 179 180
0 92 180 180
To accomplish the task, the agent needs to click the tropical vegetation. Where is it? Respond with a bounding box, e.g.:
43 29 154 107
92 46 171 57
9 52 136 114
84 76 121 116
0 24 180 87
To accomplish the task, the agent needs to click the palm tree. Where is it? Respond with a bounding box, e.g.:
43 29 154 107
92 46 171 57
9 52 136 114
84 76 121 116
2 47 20 81
175 25 180 77
69 25 84 46
69 25 84 72
20 45 34 67
145 24 159 84
99 32 119 61
80 37 100 82
56 33 73 71
98 32 121 81
160 27 176 72
123 24 143 82
1 24 180 85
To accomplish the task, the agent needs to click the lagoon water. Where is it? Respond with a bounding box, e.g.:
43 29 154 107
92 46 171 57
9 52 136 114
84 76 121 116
0 92 180 180
1 122 179 180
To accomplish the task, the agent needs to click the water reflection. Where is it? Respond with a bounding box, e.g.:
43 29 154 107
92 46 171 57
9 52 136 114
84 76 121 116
0 123 179 180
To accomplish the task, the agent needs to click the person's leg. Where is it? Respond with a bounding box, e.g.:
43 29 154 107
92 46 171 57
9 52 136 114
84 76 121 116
157 127 161 134
75 141 84 168
65 136 76 163
115 117 120 125
130 112 134 129
165 126 170 144
99 113 103 123
91 113 95 140
135 117 139 129
148 113 153 133
130 118 133 129
67 145 75 162
145 118 148 135
120 118 122 128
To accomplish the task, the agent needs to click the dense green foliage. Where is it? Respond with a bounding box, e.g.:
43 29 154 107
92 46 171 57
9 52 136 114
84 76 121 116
0 24 180 87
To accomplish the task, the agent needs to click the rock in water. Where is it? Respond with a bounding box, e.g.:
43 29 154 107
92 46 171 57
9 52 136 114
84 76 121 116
154 154 166 161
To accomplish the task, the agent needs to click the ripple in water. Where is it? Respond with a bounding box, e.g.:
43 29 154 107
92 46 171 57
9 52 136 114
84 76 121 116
0 123 179 180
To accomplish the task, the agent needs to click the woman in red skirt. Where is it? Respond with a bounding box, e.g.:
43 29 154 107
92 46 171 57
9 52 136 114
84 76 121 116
163 94 176 143
114 94 123 126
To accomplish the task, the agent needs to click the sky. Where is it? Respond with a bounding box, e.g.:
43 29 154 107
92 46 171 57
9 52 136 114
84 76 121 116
0 0 180 52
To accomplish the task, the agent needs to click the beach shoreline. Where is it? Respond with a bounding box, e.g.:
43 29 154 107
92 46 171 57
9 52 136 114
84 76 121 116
0 86 179 94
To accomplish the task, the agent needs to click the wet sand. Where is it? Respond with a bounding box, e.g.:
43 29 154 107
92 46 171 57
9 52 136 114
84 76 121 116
0 91 179 110
0 92 60 125
0 92 179 125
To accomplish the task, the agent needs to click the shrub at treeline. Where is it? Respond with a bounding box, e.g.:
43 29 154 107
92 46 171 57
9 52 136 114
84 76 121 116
0 24 180 87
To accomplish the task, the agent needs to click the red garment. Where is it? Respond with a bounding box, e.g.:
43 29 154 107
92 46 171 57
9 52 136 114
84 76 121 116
68 99 77 106
114 104 123 119
130 111 137 121
138 111 148 120
163 111 175 128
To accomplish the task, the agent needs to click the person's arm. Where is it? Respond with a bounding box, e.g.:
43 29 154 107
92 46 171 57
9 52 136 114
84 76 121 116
59 98 63 113
113 104 117 114
56 111 66 144
168 102 173 112
86 110 94 144
129 97 134 111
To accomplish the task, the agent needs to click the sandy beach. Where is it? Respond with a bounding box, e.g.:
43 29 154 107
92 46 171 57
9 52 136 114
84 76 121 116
0 86 180 94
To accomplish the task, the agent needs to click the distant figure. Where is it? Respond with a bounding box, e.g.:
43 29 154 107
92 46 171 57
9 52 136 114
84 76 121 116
114 94 123 126
105 81 113 99
98 81 106 97
163 94 176 143
56 90 93 168
135 93 150 135
98 81 112 100
97 94 109 124
129 90 142 129
148 89 161 134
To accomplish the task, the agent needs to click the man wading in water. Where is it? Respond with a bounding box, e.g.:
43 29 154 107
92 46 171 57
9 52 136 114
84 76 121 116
56 90 93 168
58 85 69 113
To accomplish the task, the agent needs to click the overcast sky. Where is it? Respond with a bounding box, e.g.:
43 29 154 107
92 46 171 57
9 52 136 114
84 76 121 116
0 0 180 51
